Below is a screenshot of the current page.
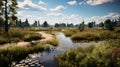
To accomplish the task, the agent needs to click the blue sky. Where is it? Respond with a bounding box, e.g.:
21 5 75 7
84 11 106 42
17 0 120 25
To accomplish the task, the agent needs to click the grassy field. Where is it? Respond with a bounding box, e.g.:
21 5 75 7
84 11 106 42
0 28 43 44
56 39 120 67
62 28 120 42
0 39 58 67
0 43 44 67
56 28 120 67
0 28 120 67
0 28 59 67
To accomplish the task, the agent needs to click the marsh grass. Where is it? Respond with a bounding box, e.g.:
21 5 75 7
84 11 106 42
46 39 58 46
0 43 45 67
62 28 120 42
62 28 78 37
56 40 120 67
0 28 42 44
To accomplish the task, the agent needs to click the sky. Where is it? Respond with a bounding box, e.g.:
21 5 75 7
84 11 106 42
17 0 120 25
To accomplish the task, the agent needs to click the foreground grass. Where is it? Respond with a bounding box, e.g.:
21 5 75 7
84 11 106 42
0 33 58 67
0 42 50 67
62 28 120 42
46 38 58 46
56 39 120 67
0 41 58 67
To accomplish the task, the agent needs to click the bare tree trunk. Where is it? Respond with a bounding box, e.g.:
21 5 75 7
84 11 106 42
5 0 8 32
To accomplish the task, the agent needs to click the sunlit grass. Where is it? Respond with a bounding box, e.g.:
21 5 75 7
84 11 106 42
0 43 45 67
62 28 119 42
56 39 120 67
0 28 43 44
46 38 58 46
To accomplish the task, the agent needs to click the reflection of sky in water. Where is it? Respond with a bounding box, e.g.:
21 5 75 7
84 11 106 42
56 33 73 46
28 33 104 67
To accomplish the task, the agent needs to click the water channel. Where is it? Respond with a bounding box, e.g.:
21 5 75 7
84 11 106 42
14 32 104 67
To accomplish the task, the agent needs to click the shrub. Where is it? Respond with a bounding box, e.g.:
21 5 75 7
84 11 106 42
56 40 120 67
71 32 100 42
0 43 45 67
0 28 44 44
0 37 8 44
62 29 76 37
99 31 117 39
24 33 42 42
115 28 120 33
47 39 58 46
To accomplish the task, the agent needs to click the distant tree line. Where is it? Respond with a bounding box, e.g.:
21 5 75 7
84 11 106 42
98 19 120 30
78 18 120 31
1 17 120 31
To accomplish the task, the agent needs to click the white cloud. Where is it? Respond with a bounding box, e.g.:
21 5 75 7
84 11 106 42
79 0 86 5
67 14 79 20
39 0 47 5
67 0 77 5
85 12 120 23
17 11 24 16
47 13 63 17
86 0 115 6
17 0 47 11
103 12 120 19
50 5 66 12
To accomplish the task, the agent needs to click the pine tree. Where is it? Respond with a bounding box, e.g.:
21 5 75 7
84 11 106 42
0 0 18 32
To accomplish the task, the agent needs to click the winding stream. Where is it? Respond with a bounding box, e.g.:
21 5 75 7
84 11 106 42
14 32 104 67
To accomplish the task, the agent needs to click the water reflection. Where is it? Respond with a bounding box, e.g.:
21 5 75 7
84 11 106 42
14 32 104 67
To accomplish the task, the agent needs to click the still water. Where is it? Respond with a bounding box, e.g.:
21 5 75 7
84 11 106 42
14 32 103 67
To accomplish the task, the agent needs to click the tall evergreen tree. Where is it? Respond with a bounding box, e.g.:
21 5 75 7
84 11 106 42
99 22 104 28
104 19 114 30
0 0 18 32
55 23 60 27
42 21 49 27
24 18 30 27
88 22 93 28
117 17 120 27
32 20 38 27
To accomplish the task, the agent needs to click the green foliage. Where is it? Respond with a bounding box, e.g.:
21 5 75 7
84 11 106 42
104 19 114 30
88 22 94 28
66 28 120 42
24 33 42 42
63 29 77 37
0 17 4 27
47 39 58 46
71 32 100 42
0 43 44 67
99 31 117 39
0 28 43 44
42 21 49 27
56 40 120 67
0 0 18 32
0 37 8 44
115 28 120 33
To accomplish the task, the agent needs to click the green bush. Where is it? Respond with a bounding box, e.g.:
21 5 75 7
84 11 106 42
56 40 120 67
47 39 58 46
0 37 8 44
24 33 42 42
71 32 100 42
63 29 76 37
99 31 117 40
115 28 120 33
0 28 43 44
0 43 44 67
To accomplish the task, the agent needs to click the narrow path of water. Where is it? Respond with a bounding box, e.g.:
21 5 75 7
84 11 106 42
14 32 104 67
35 32 74 67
